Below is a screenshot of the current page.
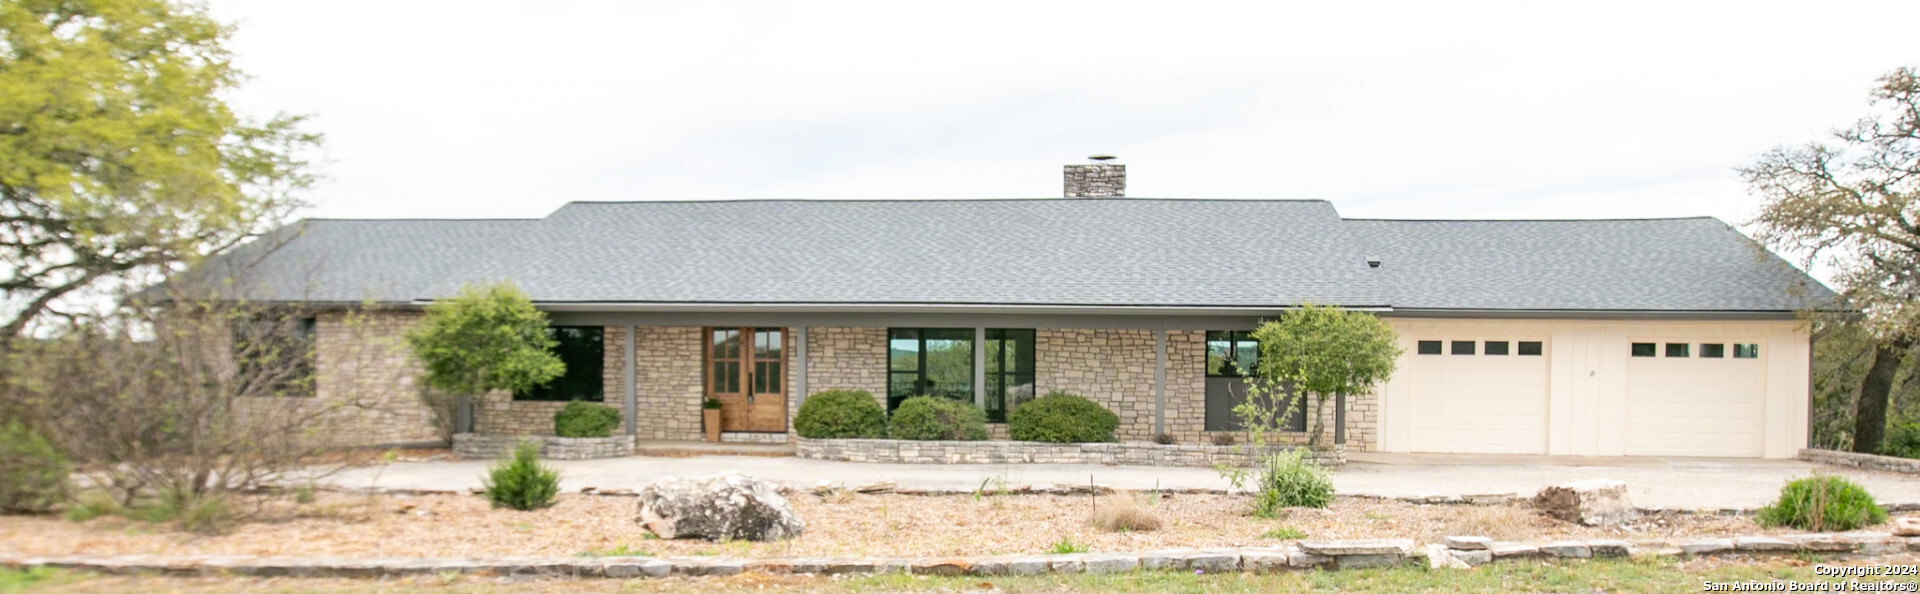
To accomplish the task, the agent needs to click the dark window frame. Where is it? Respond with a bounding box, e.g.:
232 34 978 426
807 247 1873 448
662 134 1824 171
515 326 606 402
984 329 1036 423
1451 340 1475 355
887 328 976 411
1734 343 1761 359
1665 343 1691 358
1630 343 1657 357
1700 343 1726 358
1518 341 1543 356
1484 341 1510 356
1416 340 1442 355
1206 331 1260 377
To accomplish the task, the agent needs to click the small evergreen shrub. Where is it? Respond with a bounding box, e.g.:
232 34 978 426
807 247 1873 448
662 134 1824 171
553 401 620 438
1007 391 1118 443
1250 449 1334 515
1882 423 1920 459
1756 475 1887 531
888 396 988 441
793 389 887 439
484 441 561 511
0 420 69 514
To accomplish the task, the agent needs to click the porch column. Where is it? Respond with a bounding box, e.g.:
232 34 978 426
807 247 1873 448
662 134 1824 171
974 327 986 409
796 326 809 404
1154 327 1166 435
624 325 637 436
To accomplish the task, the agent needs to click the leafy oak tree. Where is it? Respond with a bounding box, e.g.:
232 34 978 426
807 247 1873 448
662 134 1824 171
1236 304 1402 448
0 0 319 342
405 282 564 438
1743 66 1920 453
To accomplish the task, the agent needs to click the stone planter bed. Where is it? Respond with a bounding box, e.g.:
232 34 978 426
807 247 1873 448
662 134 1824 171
796 437 1346 468
11 532 1920 580
452 433 634 460
1800 448 1920 475
0 490 1830 562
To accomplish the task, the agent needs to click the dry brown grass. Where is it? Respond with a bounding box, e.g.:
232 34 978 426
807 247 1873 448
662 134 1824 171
0 492 1801 559
1441 505 1546 542
1090 496 1163 532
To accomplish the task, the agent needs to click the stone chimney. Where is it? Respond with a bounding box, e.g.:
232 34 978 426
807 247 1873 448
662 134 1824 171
1064 155 1125 198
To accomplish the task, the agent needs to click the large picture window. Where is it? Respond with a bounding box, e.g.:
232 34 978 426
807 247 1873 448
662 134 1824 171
516 326 605 401
985 329 1036 422
1206 331 1258 377
888 328 974 411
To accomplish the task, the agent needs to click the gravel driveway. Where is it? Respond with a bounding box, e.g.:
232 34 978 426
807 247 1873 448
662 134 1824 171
321 451 1920 510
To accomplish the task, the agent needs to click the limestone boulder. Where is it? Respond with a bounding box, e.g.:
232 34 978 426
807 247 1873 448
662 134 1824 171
1893 517 1920 537
635 472 804 541
1533 479 1635 527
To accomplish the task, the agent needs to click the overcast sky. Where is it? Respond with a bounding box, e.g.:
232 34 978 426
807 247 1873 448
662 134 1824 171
208 0 1918 226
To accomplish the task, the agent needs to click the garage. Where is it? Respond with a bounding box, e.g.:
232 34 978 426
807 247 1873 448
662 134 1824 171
1405 339 1550 454
1624 341 1767 457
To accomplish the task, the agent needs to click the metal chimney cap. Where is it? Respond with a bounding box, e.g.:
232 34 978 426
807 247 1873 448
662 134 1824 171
1088 154 1117 162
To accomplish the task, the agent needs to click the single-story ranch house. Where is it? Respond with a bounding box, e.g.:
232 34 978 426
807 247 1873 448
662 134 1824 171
208 159 1833 458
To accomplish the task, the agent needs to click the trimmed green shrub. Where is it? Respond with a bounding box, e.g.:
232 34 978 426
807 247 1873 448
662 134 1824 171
793 389 887 439
483 441 561 511
1756 475 1887 531
1007 391 1118 443
0 420 69 514
554 401 620 438
1882 423 1920 459
1250 449 1334 515
888 396 988 441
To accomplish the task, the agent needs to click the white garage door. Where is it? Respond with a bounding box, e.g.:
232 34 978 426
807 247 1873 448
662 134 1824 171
1408 340 1550 454
1626 342 1766 457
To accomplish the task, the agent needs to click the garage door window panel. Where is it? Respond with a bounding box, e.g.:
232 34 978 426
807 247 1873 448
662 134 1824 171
1485 341 1509 356
1665 343 1690 358
1700 343 1725 358
1518 341 1543 356
1451 341 1475 355
1734 344 1760 358
1631 343 1656 357
1417 340 1442 355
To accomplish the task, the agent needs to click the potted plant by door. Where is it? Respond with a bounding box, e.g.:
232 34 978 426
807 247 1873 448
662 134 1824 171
702 398 724 442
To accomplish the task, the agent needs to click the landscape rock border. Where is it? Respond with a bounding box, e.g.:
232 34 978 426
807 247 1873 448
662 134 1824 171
797 437 1346 468
11 532 1920 580
1800 448 1920 475
452 434 634 460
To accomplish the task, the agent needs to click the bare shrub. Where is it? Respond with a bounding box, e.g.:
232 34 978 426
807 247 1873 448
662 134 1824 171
0 290 407 531
1091 495 1164 532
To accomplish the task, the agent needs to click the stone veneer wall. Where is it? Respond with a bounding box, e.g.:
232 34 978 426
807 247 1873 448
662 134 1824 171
633 327 705 441
476 328 631 436
305 310 442 445
1162 330 1209 443
796 437 1344 468
1036 329 1157 442
803 327 889 413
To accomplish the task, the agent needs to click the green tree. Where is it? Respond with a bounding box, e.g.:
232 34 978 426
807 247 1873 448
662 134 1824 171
1237 304 1402 448
0 0 319 342
1742 66 1920 453
405 282 563 437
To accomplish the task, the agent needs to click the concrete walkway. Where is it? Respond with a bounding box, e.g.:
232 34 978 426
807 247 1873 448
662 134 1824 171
322 452 1920 509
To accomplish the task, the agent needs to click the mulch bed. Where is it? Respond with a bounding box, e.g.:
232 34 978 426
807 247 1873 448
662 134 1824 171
0 491 1822 560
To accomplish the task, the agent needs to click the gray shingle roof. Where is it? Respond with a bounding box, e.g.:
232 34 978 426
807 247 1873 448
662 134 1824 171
203 199 1834 313
1343 217 1836 312
196 219 536 303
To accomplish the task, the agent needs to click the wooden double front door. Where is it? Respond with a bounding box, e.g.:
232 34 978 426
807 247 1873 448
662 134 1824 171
706 327 789 433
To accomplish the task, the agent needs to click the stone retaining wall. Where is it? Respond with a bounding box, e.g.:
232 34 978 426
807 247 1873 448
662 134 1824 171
452 433 634 460
12 531 1920 580
1799 448 1920 474
796 437 1345 468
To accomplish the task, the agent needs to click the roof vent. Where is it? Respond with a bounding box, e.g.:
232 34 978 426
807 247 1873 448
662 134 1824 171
1064 155 1125 198
1366 257 1381 269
